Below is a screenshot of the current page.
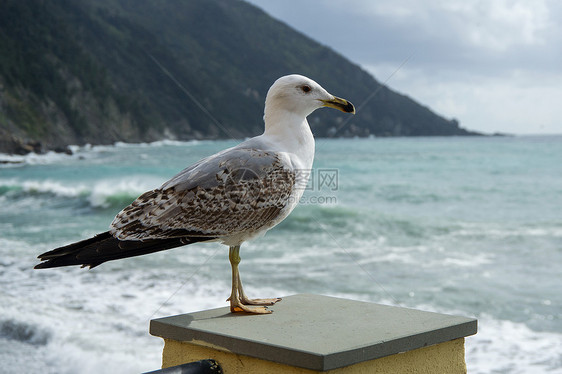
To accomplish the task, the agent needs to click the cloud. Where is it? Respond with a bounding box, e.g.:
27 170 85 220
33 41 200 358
351 0 552 49
326 0 557 67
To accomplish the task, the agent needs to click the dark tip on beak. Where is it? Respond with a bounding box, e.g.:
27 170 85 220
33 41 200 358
321 96 356 114
342 100 355 114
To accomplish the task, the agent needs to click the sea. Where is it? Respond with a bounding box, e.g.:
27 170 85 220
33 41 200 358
0 136 561 373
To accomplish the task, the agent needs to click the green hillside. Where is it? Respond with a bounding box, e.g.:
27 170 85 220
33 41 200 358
0 0 478 154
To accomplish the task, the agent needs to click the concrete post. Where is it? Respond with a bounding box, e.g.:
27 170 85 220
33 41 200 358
150 294 477 373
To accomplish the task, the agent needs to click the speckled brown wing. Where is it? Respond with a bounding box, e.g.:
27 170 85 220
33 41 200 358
110 148 296 241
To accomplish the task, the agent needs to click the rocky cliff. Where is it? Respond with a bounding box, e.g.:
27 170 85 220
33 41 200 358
0 0 479 154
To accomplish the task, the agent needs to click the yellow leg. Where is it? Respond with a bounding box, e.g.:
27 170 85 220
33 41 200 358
227 245 281 314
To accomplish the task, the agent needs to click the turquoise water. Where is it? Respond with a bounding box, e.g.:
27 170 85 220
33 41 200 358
1 136 561 373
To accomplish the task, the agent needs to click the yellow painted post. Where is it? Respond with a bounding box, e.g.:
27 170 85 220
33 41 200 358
150 294 477 374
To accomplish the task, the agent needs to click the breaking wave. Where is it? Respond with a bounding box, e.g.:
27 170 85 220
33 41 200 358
0 176 163 210
0 139 203 168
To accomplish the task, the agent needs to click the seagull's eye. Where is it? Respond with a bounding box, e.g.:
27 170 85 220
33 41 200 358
301 85 312 93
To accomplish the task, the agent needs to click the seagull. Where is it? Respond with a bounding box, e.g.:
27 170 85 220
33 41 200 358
35 74 355 314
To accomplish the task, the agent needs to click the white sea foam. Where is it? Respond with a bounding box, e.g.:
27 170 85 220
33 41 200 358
0 151 76 167
0 176 163 208
454 222 562 239
87 176 164 208
0 154 26 166
86 139 203 151
21 179 89 198
423 251 495 268
0 140 204 169
0 241 229 373
467 315 562 374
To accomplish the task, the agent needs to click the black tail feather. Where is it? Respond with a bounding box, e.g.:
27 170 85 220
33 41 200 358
35 231 214 269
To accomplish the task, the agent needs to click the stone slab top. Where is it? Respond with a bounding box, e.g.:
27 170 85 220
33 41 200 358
150 294 477 371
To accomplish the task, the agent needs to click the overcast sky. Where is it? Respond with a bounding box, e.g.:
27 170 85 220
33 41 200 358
245 0 562 135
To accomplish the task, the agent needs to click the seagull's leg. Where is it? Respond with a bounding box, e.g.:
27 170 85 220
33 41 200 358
236 266 282 307
233 246 281 306
227 245 272 314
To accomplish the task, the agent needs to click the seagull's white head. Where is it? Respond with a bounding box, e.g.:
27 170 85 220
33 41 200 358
264 74 355 122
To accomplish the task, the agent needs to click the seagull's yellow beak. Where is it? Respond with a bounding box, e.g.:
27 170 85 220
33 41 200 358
321 96 356 114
